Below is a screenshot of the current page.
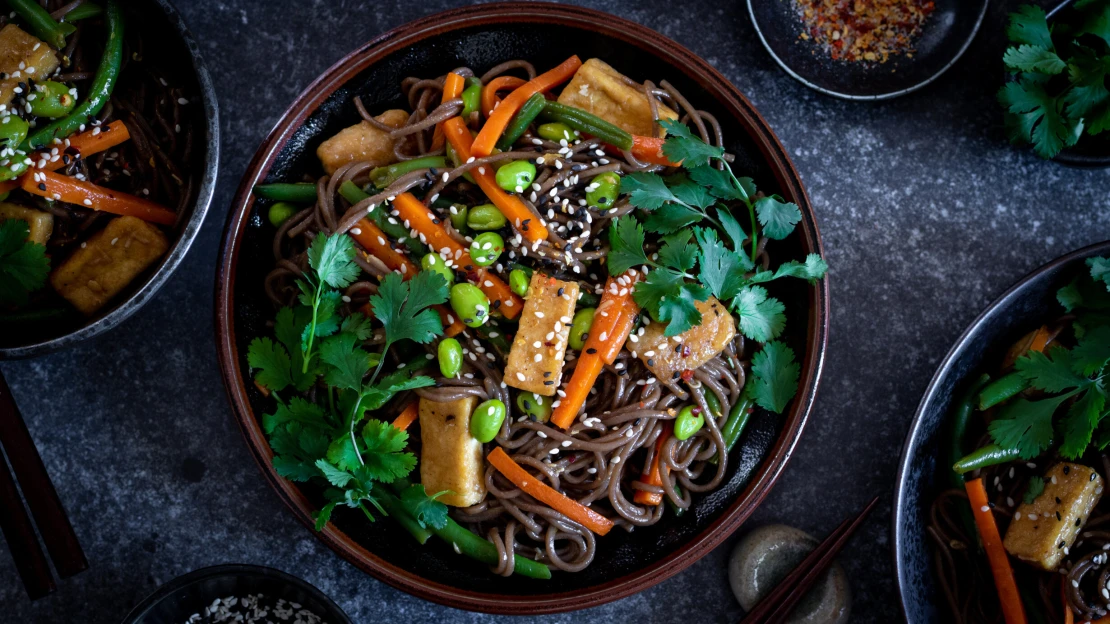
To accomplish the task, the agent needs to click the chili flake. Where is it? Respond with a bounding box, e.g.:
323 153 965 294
793 0 936 63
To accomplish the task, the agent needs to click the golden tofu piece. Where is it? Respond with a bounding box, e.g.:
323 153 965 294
0 25 60 106
504 273 580 396
316 109 408 175
556 58 678 137
50 216 169 315
418 397 485 507
628 297 736 382
1004 462 1103 570
0 202 52 244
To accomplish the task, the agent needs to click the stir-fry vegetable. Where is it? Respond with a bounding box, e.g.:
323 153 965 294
471 56 582 157
22 170 177 225
488 447 614 535
430 71 465 151
6 0 74 49
254 182 317 203
966 477 1028 624
633 423 671 506
495 92 547 151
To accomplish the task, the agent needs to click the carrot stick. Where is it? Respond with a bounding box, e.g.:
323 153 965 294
21 169 176 225
1030 325 1051 354
443 116 548 242
630 135 678 167
392 401 419 431
633 422 672 506
487 446 613 535
431 72 466 151
550 271 641 429
0 121 132 194
471 56 581 157
391 192 523 318
965 478 1027 624
1062 578 1074 624
480 75 526 119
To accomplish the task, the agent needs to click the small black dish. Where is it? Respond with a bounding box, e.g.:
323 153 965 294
748 0 989 100
121 564 352 624
892 240 1110 622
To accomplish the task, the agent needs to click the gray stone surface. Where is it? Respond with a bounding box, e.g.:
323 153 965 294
1 0 1108 621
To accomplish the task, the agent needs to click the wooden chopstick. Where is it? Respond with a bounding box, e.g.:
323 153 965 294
0 449 55 599
739 496 879 624
0 370 87 581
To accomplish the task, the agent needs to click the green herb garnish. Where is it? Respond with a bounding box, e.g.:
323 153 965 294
0 219 50 307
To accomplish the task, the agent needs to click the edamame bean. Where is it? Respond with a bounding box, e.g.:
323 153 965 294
466 203 507 230
586 172 621 209
28 81 76 118
0 115 30 181
450 283 490 327
537 122 578 143
471 399 506 443
516 392 552 422
421 253 454 285
509 269 530 297
494 160 536 193
461 78 482 117
469 232 504 267
268 202 297 227
448 204 469 232
568 307 596 350
674 406 705 441
438 337 463 378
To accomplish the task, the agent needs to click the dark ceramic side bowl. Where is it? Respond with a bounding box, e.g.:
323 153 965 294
0 0 219 359
215 3 828 614
893 240 1110 621
121 564 351 624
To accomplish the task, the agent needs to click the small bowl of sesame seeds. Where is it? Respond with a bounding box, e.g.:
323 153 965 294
121 564 351 624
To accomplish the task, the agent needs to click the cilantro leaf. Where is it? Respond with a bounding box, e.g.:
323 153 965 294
633 267 710 336
689 165 746 201
733 286 787 342
340 312 376 340
643 203 704 234
1060 388 1107 459
315 459 354 488
1076 0 1110 46
754 195 802 240
319 332 372 391
1007 5 1053 49
1059 277 1084 312
247 337 294 393
1063 47 1110 130
313 501 338 531
669 177 716 210
1003 45 1066 74
658 118 725 166
273 455 320 482
768 254 829 283
695 227 749 301
274 307 318 390
368 271 447 348
262 396 330 435
1089 256 1110 291
988 393 1074 459
607 216 651 275
360 419 416 483
750 341 800 413
999 77 1083 159
624 172 679 210
400 484 449 530
326 435 363 472
361 374 436 411
0 220 50 307
1016 346 1091 392
658 230 697 272
308 231 360 289
1072 326 1110 375
716 207 750 249
1023 476 1046 504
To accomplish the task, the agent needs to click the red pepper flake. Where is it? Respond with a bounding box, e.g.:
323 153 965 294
793 0 935 64
680 369 694 382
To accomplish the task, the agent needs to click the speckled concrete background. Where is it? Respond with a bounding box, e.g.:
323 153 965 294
1 0 1108 621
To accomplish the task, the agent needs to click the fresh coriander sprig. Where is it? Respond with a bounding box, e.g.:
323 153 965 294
0 220 50 307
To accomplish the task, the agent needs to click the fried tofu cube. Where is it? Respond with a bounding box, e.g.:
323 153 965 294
0 25 60 107
0 202 52 244
628 297 736 382
1004 462 1103 570
504 273 580 396
50 216 169 315
316 109 408 175
556 58 678 137
418 397 485 507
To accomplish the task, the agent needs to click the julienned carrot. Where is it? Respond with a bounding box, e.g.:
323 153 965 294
0 121 131 193
391 192 523 319
443 117 548 242
349 218 464 337
630 135 678 167
965 478 1027 624
22 169 176 225
471 56 582 157
392 401 419 431
1030 324 1051 354
481 75 526 119
550 271 641 430
431 72 467 151
487 446 613 536
633 422 672 506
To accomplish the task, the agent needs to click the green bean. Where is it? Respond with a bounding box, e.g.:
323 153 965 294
568 307 595 350
586 172 620 210
494 160 536 193
471 399 506 443
27 81 77 119
0 116 31 181
437 337 463 378
674 406 704 440
979 371 1028 410
460 78 481 117
450 283 490 327
711 395 755 465
541 100 632 150
466 203 507 230
448 204 469 233
509 269 530 297
0 306 70 324
61 2 103 21
27 0 122 149
421 253 454 286
369 155 447 189
704 389 724 421
496 92 548 151
947 374 991 487
337 180 424 257
953 444 1022 475
469 232 504 267
665 484 686 517
536 122 578 143
268 202 297 227
445 142 476 184
516 392 552 422
575 288 600 308
376 490 432 544
255 182 317 203
6 0 74 49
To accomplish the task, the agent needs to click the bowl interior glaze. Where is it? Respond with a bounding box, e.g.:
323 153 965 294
218 3 827 613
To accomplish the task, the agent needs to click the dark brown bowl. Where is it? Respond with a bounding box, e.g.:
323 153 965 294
215 2 829 614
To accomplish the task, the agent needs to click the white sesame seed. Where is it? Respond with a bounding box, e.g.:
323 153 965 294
980 506 990 513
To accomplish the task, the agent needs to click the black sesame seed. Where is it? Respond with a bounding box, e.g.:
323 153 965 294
1092 472 1098 481
1059 540 1066 548
1077 517 1083 527
1056 497 1062 504
598 197 608 204
37 183 45 191
647 359 655 367
1064 465 1071 475
543 380 555 385
586 348 597 354
1057 511 1062 521
523 400 532 410
557 287 564 296
543 371 552 377
492 299 502 309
